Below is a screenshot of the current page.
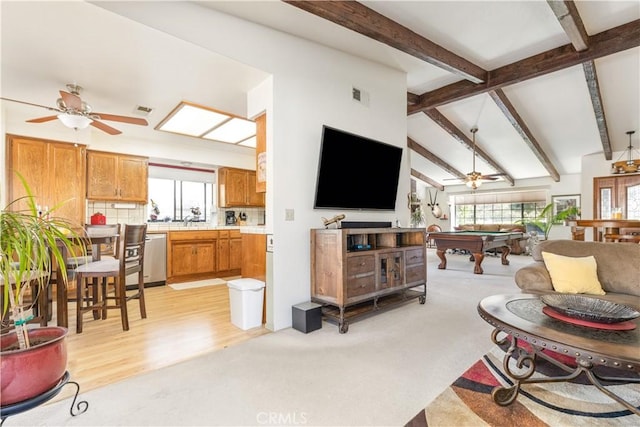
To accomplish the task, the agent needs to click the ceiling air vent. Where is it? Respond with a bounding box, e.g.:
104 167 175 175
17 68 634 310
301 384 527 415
134 105 154 116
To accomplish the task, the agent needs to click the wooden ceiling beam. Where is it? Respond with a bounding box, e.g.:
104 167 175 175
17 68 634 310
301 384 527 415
582 60 613 161
423 109 515 186
407 92 420 106
408 137 467 180
488 89 561 181
283 0 487 83
410 168 444 191
547 1 589 51
409 19 640 113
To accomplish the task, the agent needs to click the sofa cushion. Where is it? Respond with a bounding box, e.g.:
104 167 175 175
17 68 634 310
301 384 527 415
531 240 640 296
540 252 605 295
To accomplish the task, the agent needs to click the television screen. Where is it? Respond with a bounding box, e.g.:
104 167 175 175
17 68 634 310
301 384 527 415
313 125 403 210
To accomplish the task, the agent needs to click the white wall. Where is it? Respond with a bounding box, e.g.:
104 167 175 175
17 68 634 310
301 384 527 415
100 2 409 331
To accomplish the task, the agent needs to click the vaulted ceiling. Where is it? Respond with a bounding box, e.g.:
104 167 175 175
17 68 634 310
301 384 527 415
2 1 639 189
204 0 640 190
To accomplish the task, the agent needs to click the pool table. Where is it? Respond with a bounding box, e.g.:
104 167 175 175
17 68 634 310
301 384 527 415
428 231 525 274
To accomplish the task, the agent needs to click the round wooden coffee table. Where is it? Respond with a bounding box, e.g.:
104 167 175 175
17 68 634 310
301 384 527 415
477 294 640 415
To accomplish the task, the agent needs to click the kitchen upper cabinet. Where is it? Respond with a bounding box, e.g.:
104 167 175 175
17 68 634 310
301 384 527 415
218 167 265 207
86 150 148 202
7 135 86 229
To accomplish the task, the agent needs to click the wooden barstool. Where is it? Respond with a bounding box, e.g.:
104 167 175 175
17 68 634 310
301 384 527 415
72 224 147 333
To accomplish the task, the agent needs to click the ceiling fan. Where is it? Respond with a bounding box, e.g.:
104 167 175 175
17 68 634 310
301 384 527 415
446 126 504 190
1 83 148 135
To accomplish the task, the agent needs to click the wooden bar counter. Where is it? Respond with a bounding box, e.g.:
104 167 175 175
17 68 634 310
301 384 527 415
569 219 640 241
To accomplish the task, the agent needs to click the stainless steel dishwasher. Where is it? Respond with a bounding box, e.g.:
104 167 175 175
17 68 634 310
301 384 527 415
127 233 167 287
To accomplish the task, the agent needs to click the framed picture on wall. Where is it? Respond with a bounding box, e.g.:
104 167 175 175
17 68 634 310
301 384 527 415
551 194 581 223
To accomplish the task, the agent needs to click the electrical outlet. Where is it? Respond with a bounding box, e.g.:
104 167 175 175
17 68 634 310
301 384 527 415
285 209 295 221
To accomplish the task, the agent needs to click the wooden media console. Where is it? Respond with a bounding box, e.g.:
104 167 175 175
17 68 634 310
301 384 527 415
310 227 427 333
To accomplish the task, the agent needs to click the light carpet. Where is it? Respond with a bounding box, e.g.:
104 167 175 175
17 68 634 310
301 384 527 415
407 344 640 426
169 278 227 290
7 250 538 426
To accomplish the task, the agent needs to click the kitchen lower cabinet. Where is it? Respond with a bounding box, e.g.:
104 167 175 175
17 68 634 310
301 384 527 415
217 229 242 275
167 230 218 283
167 229 242 284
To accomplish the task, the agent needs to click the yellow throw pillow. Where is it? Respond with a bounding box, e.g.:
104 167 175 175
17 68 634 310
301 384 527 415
541 252 606 295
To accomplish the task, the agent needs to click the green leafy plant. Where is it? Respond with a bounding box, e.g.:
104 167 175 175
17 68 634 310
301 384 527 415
518 202 581 240
410 205 425 227
1 173 83 349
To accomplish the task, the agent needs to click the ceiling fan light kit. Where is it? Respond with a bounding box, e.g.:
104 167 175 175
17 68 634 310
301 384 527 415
610 131 639 174
57 113 91 130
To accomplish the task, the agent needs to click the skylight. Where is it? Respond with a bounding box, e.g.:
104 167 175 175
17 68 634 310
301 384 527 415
156 101 256 147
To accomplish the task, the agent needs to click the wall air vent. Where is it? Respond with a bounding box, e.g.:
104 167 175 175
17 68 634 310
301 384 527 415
351 86 369 107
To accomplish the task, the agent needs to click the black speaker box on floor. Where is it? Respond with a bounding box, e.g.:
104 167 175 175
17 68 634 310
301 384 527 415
292 302 322 333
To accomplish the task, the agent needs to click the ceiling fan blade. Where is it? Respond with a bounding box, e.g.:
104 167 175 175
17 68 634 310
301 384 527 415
92 112 148 126
0 97 61 113
59 90 83 110
90 120 122 135
26 115 58 123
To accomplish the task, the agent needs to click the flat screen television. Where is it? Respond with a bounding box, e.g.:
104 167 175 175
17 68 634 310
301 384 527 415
313 125 403 210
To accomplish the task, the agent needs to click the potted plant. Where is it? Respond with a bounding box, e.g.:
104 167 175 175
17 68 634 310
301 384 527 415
1 173 83 405
519 202 581 240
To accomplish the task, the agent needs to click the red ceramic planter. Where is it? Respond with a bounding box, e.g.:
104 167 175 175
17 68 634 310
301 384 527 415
0 326 68 406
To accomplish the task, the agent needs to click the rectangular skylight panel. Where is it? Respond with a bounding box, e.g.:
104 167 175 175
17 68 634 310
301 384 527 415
159 104 230 136
238 136 256 148
204 118 256 143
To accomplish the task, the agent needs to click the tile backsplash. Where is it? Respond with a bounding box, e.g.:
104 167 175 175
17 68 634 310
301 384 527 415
87 202 145 225
87 202 265 226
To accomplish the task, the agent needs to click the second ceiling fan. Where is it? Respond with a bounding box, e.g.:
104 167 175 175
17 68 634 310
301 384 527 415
447 127 504 190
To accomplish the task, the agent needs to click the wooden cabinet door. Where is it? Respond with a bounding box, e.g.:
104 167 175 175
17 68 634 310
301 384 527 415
246 171 265 207
171 243 196 277
48 142 86 228
227 169 247 206
9 136 49 211
379 252 404 289
118 155 148 202
230 237 242 270
8 136 86 228
87 151 119 200
217 238 230 271
195 242 216 274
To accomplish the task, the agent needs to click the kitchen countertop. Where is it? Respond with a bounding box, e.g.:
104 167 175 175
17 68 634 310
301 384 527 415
147 223 266 234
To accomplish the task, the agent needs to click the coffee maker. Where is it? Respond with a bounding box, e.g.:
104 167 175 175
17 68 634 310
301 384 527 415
225 211 237 225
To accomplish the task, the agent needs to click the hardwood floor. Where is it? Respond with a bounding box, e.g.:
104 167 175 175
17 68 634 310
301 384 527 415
50 282 270 402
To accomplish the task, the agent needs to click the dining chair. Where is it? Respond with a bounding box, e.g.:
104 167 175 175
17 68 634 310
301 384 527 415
426 224 441 248
66 224 120 269
73 224 147 333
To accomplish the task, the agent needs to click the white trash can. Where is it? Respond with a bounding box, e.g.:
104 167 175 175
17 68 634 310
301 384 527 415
227 278 265 330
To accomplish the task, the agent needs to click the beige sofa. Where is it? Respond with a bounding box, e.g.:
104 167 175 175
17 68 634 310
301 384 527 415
514 239 640 309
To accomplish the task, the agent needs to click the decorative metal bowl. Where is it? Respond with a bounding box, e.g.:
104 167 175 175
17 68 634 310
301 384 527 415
540 294 640 324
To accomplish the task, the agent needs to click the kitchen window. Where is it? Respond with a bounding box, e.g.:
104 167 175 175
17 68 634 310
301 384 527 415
148 178 214 222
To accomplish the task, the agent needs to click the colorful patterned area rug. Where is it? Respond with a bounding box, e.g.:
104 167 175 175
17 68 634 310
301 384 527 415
407 345 640 426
